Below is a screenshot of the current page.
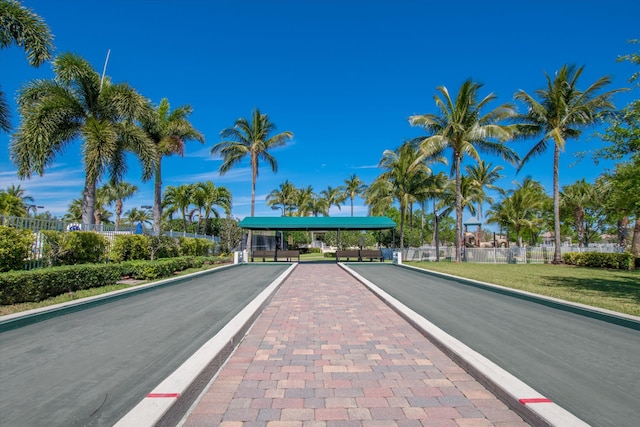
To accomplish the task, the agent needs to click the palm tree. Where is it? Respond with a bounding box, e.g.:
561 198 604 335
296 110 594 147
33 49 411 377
515 64 620 263
211 108 293 248
560 179 598 248
465 160 504 223
320 185 346 216
0 191 26 216
0 0 54 133
364 178 394 217
295 185 315 217
3 184 34 214
10 52 157 227
343 174 367 217
486 177 548 246
140 98 204 235
124 207 153 228
409 79 518 261
266 180 297 216
63 198 83 222
162 184 195 232
193 180 232 234
100 181 138 228
308 194 328 217
377 141 436 249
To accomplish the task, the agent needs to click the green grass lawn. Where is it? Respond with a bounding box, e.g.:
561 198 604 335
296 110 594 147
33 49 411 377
405 261 640 317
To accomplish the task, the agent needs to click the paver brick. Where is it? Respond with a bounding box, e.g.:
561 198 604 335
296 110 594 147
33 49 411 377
182 264 528 427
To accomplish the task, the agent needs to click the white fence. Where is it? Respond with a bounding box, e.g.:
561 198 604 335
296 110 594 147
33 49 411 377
401 244 623 264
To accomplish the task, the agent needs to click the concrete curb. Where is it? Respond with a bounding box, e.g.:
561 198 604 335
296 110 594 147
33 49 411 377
114 263 297 427
340 263 590 427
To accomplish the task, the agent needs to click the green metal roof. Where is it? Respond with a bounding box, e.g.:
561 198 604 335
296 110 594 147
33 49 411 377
238 216 396 231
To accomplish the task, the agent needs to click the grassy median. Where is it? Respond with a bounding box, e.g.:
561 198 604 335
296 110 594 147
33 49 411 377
405 261 640 317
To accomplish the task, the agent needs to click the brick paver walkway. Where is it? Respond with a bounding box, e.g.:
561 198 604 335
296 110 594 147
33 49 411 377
182 263 529 427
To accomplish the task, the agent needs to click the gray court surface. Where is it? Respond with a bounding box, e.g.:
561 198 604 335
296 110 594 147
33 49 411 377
347 263 640 427
0 264 289 427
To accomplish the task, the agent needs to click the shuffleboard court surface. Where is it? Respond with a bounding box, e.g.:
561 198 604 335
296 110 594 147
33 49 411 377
347 263 640 427
0 264 289 427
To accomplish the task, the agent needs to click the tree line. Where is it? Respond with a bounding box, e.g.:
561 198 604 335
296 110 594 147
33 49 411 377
2 1 638 262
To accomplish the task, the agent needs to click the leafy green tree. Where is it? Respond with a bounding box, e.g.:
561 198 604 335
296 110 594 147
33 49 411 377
0 0 54 132
211 108 292 248
410 79 518 261
343 174 367 217
11 52 156 227
140 98 204 235
515 64 620 262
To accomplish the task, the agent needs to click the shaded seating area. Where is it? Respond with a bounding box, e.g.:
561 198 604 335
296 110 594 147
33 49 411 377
239 216 396 263
251 249 300 262
336 249 384 262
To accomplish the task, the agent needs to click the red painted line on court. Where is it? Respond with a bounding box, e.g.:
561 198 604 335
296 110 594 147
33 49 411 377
147 393 180 398
519 397 552 404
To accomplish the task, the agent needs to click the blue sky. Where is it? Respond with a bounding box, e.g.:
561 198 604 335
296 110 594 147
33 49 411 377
1 0 638 223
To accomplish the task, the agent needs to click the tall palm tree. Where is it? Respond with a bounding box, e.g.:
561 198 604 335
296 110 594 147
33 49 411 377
4 184 34 213
364 178 394 217
10 52 157 227
515 64 620 262
140 98 204 235
377 141 435 249
309 194 328 217
162 184 195 232
465 160 504 223
320 185 346 216
295 185 315 217
560 179 595 248
100 181 138 228
1 0 54 133
193 180 232 234
211 108 293 248
486 177 548 246
266 180 297 216
409 79 518 261
343 174 367 217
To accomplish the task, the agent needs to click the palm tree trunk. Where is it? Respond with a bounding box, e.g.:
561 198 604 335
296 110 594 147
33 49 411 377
553 143 562 263
115 199 123 228
455 155 463 262
153 162 162 236
81 179 96 228
432 199 438 246
631 218 640 257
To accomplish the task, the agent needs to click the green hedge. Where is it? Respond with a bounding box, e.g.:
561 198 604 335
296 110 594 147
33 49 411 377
0 226 33 272
0 263 123 304
562 252 635 270
42 230 109 266
0 256 230 305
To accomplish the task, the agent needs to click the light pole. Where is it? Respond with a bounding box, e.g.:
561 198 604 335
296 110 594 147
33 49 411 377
27 205 44 217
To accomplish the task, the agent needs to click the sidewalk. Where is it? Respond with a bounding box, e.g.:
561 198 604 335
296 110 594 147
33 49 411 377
181 263 529 427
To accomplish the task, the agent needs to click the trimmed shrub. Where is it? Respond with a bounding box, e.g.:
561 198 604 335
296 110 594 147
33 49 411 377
562 251 635 270
0 263 123 304
178 237 213 257
110 234 151 262
0 225 33 272
149 235 180 259
42 230 108 266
